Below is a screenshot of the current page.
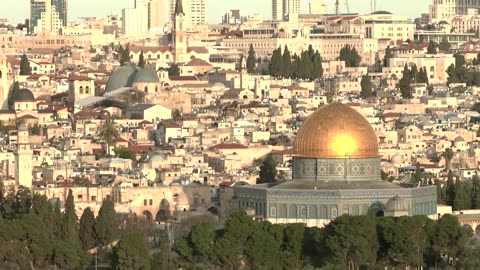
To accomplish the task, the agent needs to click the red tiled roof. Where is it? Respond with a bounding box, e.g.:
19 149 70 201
69 75 93 81
164 123 181 128
169 76 198 81
130 46 171 53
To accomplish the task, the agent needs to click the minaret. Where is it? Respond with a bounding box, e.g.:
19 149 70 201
173 0 187 63
15 124 33 188
0 49 8 109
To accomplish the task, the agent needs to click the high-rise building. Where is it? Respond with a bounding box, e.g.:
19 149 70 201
53 0 68 26
122 0 149 36
272 0 283 21
15 124 33 188
0 50 8 109
148 0 167 30
430 0 480 22
272 0 300 21
30 0 64 34
169 0 207 25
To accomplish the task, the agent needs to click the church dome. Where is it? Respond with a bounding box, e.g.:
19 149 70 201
132 68 160 83
385 195 408 212
18 123 28 131
294 103 378 158
105 64 139 92
15 89 35 102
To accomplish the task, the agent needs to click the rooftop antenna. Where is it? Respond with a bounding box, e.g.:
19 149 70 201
335 0 339 15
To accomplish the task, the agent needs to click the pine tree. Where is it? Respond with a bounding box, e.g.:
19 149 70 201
8 82 20 110
138 50 146 68
246 44 256 74
360 75 373 99
19 54 32 75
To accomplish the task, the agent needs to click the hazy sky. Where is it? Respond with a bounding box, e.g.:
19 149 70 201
1 0 430 25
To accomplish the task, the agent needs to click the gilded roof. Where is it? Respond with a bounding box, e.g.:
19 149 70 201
294 103 379 158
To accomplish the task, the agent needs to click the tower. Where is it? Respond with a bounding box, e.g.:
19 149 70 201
173 0 187 63
0 49 8 109
15 124 33 188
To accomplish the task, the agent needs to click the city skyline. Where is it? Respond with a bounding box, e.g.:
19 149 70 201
2 0 430 25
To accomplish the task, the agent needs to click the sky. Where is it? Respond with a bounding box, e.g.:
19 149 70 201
1 0 431 25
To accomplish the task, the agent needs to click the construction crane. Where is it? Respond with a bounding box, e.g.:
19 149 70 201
335 0 350 15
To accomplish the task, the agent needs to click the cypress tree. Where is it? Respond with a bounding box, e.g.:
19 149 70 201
138 50 146 68
19 54 32 75
8 82 20 110
360 75 373 99
120 45 131 65
94 197 117 246
270 46 282 77
79 207 96 250
384 45 392 67
62 189 78 242
246 44 256 74
312 51 323 80
446 170 455 207
282 45 293 78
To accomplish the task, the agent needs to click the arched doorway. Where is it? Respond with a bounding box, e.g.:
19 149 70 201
143 210 153 220
156 209 169 222
207 206 219 216
463 224 473 233
475 224 480 238
370 201 385 217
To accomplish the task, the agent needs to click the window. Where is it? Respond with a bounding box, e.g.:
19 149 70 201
85 86 90 94
144 86 148 93
332 207 338 218
79 86 84 94
149 199 153 205
270 206 277 217
144 199 147 206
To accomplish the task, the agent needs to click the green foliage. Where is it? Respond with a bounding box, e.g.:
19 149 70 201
138 50 146 68
79 207 96 250
20 54 32 75
52 239 85 269
383 45 392 67
398 64 412 99
438 36 451 52
270 45 323 80
114 146 136 161
167 63 180 76
427 41 437 54
323 214 378 269
339 45 361 67
120 45 131 65
97 116 119 156
8 82 20 110
61 189 78 242
410 163 422 184
151 234 170 270
113 227 151 270
94 197 117 246
246 43 256 74
282 45 293 78
72 175 91 187
360 75 373 99
446 170 456 207
257 154 277 184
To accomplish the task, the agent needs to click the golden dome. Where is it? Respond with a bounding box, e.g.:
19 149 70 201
294 103 379 158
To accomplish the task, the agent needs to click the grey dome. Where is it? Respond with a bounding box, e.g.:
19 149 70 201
454 136 465 142
15 89 35 102
385 195 408 212
105 64 139 92
18 123 28 131
132 68 159 83
372 10 392 15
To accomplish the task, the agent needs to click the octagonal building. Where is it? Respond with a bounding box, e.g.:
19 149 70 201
234 103 437 227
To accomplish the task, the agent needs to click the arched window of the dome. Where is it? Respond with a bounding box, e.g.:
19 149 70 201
79 86 83 94
85 86 90 94
144 86 148 93
155 86 158 92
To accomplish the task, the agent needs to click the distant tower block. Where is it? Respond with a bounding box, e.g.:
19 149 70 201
15 124 33 188
0 49 8 109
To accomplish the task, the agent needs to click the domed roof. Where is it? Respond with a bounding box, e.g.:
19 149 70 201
391 153 404 165
105 64 139 92
132 68 159 83
385 195 408 212
18 123 28 131
15 88 35 102
372 10 392 15
294 103 379 158
454 136 465 142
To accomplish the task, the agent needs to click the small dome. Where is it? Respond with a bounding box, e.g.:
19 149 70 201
132 68 159 83
385 195 408 212
294 103 378 158
371 10 392 15
105 64 139 92
391 153 404 165
18 123 28 131
15 89 35 102
454 136 465 142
